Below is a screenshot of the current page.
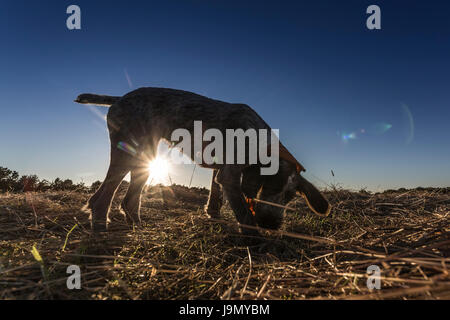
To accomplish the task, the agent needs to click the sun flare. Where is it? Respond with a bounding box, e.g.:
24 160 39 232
147 157 171 185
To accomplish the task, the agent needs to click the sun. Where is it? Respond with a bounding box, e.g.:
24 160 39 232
147 157 171 185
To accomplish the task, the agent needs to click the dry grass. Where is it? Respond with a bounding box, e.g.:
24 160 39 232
0 184 449 300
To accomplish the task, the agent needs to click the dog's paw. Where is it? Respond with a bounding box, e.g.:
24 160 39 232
204 205 221 219
91 220 108 233
81 202 92 214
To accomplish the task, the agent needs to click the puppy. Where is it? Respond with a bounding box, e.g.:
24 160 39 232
75 87 331 235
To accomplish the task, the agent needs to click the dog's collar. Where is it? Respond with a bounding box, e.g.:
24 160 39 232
245 197 256 216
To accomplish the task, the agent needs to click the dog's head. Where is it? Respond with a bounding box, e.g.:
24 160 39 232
243 160 331 230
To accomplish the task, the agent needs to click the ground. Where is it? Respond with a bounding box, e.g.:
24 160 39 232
0 184 449 299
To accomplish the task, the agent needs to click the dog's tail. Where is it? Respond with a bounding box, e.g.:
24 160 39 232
74 93 121 107
297 175 331 217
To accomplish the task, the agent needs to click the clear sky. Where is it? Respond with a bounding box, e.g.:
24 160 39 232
1 0 449 191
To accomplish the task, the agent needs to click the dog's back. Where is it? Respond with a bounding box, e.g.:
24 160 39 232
114 87 270 131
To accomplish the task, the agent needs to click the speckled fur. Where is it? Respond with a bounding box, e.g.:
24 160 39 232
75 87 330 234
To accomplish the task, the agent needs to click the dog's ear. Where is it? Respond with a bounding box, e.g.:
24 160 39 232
296 175 331 217
266 142 306 173
279 143 305 173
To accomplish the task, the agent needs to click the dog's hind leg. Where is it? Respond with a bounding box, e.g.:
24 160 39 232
216 166 259 237
204 169 223 218
86 147 131 232
121 166 150 226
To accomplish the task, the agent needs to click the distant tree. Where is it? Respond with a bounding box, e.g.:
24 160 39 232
36 179 51 192
90 180 102 193
19 175 39 192
50 178 81 191
62 179 74 190
0 167 98 193
0 167 19 192
74 181 88 192
51 178 63 191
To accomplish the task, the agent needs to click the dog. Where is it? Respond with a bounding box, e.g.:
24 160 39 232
75 87 331 235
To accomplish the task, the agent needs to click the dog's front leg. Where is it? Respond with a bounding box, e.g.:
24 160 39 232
204 169 223 218
216 166 259 237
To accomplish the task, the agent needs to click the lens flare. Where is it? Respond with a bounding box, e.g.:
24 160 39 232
338 131 357 143
372 122 392 135
147 157 170 185
401 103 414 145
117 141 137 156
124 68 133 89
338 120 392 144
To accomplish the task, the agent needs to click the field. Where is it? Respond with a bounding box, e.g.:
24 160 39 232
0 184 449 299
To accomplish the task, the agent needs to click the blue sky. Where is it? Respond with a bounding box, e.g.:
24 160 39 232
1 0 449 191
